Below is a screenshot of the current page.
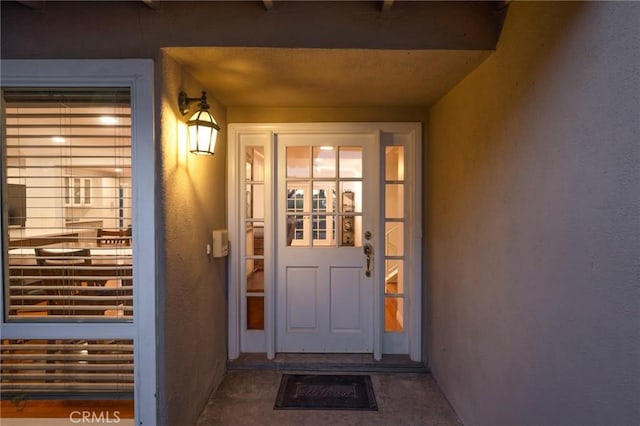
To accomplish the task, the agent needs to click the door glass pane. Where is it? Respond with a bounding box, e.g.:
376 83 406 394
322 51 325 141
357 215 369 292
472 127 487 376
247 296 264 330
340 215 362 247
286 215 306 246
385 297 404 332
246 183 264 220
287 184 307 213
385 146 405 181
313 215 335 246
385 259 404 294
339 181 362 213
246 260 264 291
385 184 404 218
246 146 265 181
313 146 336 178
245 225 264 257
313 182 335 213
286 146 310 178
339 146 362 178
385 222 404 257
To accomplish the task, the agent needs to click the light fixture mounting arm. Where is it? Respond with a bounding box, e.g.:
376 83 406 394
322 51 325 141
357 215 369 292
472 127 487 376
178 91 210 116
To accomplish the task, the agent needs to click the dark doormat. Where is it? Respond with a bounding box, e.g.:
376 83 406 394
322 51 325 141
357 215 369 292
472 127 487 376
274 374 378 411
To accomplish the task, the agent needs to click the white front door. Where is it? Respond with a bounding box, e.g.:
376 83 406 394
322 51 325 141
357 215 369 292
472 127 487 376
276 132 380 352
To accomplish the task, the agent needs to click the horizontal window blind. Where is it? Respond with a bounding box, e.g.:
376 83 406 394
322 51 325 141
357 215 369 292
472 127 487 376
0 339 134 396
3 88 133 322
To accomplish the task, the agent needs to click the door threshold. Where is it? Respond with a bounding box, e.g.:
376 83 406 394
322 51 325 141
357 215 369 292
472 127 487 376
228 353 427 373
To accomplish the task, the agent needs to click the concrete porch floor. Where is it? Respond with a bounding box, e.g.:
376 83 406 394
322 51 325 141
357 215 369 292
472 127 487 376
197 355 461 426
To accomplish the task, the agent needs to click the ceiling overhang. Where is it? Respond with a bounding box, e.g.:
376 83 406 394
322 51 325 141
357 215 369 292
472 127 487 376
165 47 492 108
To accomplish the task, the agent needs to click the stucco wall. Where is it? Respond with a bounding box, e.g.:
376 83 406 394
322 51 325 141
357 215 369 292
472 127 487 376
0 1 502 55
158 52 228 426
426 2 640 425
228 106 428 123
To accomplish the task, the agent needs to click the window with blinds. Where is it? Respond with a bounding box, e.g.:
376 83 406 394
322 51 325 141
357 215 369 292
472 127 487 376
3 88 133 322
0 339 134 396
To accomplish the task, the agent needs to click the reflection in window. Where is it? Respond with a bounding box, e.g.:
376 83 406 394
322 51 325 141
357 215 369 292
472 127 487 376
245 146 266 330
285 145 363 247
384 145 406 333
2 87 134 399
3 88 133 323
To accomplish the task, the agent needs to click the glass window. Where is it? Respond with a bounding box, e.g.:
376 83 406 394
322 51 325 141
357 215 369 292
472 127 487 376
339 146 362 178
385 146 405 181
385 222 404 257
286 146 310 178
313 146 336 178
3 88 133 323
384 297 404 332
384 144 406 334
385 184 404 218
2 86 138 400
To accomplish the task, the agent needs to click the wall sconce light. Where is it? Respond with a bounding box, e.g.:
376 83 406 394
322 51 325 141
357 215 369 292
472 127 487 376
178 91 220 155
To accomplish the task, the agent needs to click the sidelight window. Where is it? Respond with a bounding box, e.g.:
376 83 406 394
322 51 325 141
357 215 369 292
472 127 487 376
384 145 406 333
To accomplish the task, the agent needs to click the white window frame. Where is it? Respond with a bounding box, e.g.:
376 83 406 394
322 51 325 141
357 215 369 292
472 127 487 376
0 59 157 424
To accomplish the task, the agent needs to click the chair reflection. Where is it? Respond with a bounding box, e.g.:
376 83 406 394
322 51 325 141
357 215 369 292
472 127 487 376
35 247 90 265
97 228 131 246
33 247 127 317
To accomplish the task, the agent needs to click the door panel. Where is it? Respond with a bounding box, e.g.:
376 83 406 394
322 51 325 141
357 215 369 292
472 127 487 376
286 267 319 331
330 267 362 332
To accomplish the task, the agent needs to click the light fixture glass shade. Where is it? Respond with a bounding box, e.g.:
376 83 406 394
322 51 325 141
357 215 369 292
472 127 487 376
187 108 220 155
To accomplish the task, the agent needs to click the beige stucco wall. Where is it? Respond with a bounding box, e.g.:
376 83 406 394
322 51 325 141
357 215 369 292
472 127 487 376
228 106 428 124
426 2 640 425
158 52 228 426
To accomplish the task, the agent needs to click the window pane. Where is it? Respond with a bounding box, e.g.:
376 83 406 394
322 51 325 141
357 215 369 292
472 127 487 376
0 339 134 395
245 225 264 258
339 146 362 178
4 88 133 322
247 296 264 330
286 215 307 246
385 184 404 218
246 146 265 181
385 146 405 181
385 297 404 332
385 222 404 257
313 146 336 178
246 183 264 220
339 181 362 213
385 259 404 294
313 214 335 246
313 182 335 213
246 260 264 292
340 215 362 247
286 183 307 213
286 146 310 178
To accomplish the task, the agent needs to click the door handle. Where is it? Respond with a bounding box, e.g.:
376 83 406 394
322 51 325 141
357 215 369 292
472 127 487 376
363 243 373 277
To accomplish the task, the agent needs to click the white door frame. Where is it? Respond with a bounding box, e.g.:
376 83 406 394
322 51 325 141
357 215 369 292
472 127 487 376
227 122 422 361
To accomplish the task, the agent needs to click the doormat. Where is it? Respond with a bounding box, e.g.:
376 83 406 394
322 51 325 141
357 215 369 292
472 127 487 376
274 374 378 411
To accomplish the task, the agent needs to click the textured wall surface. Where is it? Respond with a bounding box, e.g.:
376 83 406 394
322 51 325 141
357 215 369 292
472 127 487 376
426 2 640 425
228 106 429 123
157 52 228 426
1 1 503 55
